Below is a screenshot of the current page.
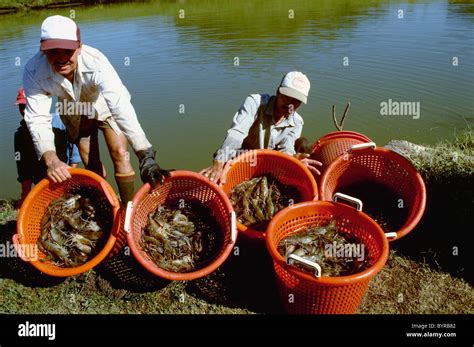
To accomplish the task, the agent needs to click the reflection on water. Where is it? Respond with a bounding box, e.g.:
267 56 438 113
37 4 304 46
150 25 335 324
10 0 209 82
0 0 473 198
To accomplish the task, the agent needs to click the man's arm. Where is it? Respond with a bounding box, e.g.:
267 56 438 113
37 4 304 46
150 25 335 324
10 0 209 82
276 115 322 175
213 95 260 162
23 64 70 182
95 54 171 186
94 57 151 152
275 115 303 157
23 65 55 159
200 95 259 183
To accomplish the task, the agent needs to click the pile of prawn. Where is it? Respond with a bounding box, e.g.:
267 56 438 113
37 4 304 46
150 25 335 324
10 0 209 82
278 220 372 277
38 194 105 267
230 175 300 229
141 202 215 273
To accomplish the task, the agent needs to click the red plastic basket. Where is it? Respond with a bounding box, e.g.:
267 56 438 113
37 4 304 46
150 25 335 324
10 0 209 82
266 200 389 314
14 168 121 277
125 170 237 281
311 131 372 170
220 149 318 241
320 144 426 241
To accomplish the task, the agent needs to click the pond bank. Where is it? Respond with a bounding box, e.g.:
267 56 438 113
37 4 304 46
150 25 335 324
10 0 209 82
0 0 127 14
384 128 473 283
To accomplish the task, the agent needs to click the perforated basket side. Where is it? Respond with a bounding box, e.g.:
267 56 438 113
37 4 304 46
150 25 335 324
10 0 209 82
221 150 318 241
320 148 426 240
127 171 235 281
15 168 120 277
265 201 389 314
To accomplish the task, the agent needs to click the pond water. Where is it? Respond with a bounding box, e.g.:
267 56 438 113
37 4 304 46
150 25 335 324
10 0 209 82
0 0 473 198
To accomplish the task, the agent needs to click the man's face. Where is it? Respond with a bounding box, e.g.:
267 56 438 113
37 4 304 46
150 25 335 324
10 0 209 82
275 92 302 116
44 47 81 78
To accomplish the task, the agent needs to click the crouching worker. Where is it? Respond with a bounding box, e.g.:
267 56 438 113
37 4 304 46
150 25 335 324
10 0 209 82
14 87 81 208
200 71 322 183
23 15 170 205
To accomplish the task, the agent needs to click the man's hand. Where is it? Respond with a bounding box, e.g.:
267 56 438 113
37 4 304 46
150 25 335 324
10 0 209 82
136 148 171 188
200 160 225 184
295 153 323 176
43 151 71 183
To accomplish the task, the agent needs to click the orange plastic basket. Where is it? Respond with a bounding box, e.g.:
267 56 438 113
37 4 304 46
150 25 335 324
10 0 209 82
320 144 427 241
220 149 318 241
14 168 121 277
266 200 389 314
125 170 237 281
311 131 372 170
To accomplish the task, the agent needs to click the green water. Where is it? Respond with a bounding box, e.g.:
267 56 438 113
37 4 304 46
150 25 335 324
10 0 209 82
0 0 473 199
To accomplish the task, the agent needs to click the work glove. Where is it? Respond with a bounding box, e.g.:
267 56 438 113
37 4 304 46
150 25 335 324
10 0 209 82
136 148 171 187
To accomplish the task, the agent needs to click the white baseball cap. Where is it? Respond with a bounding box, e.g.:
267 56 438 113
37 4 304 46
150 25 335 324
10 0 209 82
40 15 81 51
278 71 311 104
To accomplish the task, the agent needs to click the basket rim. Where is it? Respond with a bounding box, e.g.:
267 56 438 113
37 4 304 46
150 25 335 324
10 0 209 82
319 146 427 241
15 168 120 277
311 131 372 154
220 149 319 241
265 200 390 285
126 170 236 281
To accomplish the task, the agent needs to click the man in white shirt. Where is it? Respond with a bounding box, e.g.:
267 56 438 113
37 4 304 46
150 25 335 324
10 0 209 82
200 71 322 183
23 15 170 204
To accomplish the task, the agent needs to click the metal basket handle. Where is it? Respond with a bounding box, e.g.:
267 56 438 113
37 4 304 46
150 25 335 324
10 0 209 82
124 201 133 234
385 232 398 240
230 210 237 243
333 192 363 211
286 254 321 278
348 142 376 153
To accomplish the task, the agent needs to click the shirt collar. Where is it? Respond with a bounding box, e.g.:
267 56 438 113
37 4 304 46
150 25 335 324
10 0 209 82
265 95 297 128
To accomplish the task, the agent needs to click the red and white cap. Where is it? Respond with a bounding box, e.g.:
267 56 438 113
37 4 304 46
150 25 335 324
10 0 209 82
278 71 311 104
40 15 81 51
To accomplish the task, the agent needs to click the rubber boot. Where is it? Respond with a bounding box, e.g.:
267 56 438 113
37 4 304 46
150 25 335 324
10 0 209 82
115 171 136 205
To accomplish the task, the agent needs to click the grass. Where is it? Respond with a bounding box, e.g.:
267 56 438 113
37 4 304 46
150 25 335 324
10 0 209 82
0 200 17 225
360 251 473 314
0 241 471 314
0 0 102 9
0 212 472 314
1 131 472 314
407 127 474 181
386 128 473 281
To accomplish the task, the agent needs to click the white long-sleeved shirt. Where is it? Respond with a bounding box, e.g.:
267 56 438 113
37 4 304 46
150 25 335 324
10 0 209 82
23 44 151 159
214 94 304 162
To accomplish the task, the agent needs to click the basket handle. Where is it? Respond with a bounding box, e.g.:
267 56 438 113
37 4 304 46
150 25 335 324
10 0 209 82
348 142 376 153
124 201 133 234
333 192 363 211
385 232 398 240
286 254 322 278
230 210 237 243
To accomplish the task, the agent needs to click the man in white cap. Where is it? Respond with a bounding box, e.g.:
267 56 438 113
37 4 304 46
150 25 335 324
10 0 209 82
23 15 170 204
201 71 322 182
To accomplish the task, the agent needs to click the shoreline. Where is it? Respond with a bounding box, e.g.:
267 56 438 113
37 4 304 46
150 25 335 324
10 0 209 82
0 0 133 14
